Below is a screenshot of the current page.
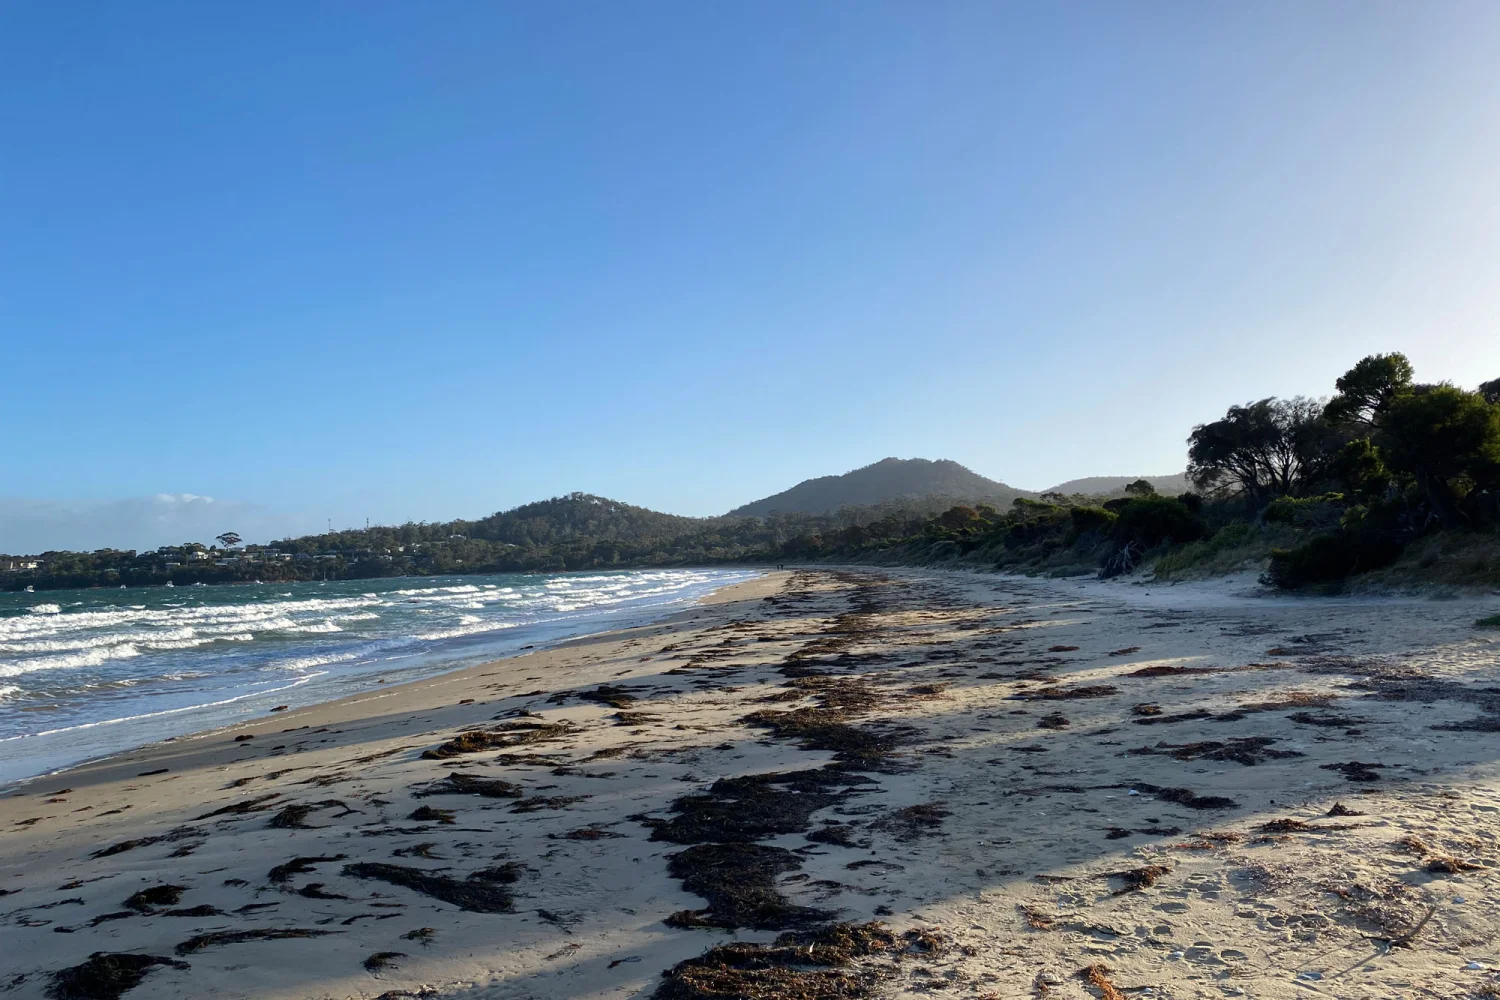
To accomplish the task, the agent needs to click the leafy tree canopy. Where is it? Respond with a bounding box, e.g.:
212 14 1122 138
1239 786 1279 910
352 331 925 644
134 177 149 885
1324 352 1414 427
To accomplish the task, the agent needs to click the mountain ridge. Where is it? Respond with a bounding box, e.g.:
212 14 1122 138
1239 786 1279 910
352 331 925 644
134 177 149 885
725 458 1027 518
724 460 1193 518
1041 473 1191 497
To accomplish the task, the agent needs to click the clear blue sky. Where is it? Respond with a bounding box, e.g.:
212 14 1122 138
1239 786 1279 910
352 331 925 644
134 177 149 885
4 3 1500 546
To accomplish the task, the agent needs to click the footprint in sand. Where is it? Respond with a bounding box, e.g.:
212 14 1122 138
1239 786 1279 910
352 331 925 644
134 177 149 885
1185 943 1226 965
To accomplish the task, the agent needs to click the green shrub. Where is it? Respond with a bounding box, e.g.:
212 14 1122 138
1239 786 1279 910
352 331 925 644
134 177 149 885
1264 531 1403 589
1112 496 1208 549
1263 493 1346 530
1068 506 1117 536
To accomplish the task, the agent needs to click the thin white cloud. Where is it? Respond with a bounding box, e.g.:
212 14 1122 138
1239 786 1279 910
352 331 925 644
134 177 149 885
0 495 321 554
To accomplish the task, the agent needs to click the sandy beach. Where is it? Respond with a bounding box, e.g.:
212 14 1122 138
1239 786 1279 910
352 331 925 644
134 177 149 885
4 566 1500 999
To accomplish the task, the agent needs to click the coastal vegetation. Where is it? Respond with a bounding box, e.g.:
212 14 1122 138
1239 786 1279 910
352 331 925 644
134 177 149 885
786 351 1500 590
4 351 1497 593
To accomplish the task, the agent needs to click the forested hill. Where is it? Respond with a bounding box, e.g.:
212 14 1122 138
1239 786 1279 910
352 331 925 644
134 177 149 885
1042 474 1192 498
727 457 1026 517
467 494 702 546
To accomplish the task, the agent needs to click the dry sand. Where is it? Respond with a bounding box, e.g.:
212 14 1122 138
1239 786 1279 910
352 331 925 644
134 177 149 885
3 567 1500 999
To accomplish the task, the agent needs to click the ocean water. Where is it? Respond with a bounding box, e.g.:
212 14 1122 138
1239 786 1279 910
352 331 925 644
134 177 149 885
0 568 758 784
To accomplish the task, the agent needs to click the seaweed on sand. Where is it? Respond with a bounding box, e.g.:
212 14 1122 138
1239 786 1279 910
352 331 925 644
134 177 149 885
576 685 642 709
421 722 572 759
741 708 900 768
413 772 522 799
341 863 516 913
408 806 456 825
741 674 904 767
1007 685 1119 701
194 793 282 821
1130 783 1238 810
551 825 625 840
1103 865 1171 895
511 795 588 813
1130 710 1215 727
174 929 336 955
267 799 359 829
296 884 347 900
1426 855 1484 874
664 843 833 930
469 863 525 884
653 922 927 1000
805 823 861 847
1104 825 1181 840
90 826 201 860
122 885 185 912
1124 665 1218 677
1431 715 1500 732
644 767 872 845
1075 963 1127 1000
1258 818 1360 833
1126 737 1302 766
1321 761 1388 782
364 952 406 972
45 952 189 1000
872 803 951 842
268 854 348 885
614 711 660 726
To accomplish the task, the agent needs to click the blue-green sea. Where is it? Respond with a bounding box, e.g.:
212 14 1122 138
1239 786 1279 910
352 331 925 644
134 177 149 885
0 568 757 784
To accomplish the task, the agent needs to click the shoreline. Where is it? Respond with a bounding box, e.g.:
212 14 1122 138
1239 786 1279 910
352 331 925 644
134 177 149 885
4 566 1500 999
0 569 769 792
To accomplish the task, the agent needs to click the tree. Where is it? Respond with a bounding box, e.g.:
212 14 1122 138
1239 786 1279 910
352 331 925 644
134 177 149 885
1329 438 1392 501
1123 479 1156 497
216 532 242 549
1481 377 1500 406
938 506 978 531
1324 352 1414 427
1187 397 1330 505
1382 385 1500 525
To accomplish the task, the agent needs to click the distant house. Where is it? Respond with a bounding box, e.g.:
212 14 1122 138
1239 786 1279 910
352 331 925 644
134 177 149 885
1 558 40 572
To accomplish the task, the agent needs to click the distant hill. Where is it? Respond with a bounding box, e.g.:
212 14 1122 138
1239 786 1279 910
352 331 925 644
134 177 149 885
468 492 702 545
727 458 1026 518
1042 474 1192 497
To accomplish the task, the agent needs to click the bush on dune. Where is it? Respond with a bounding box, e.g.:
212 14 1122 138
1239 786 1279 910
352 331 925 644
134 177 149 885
1264 532 1404 589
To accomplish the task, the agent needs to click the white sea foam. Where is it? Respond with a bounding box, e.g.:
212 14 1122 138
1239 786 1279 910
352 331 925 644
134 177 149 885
283 621 342 634
0 643 142 677
0 568 758 784
412 620 518 642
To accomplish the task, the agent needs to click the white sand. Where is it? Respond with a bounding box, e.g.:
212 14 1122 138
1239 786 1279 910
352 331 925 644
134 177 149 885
3 567 1499 999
